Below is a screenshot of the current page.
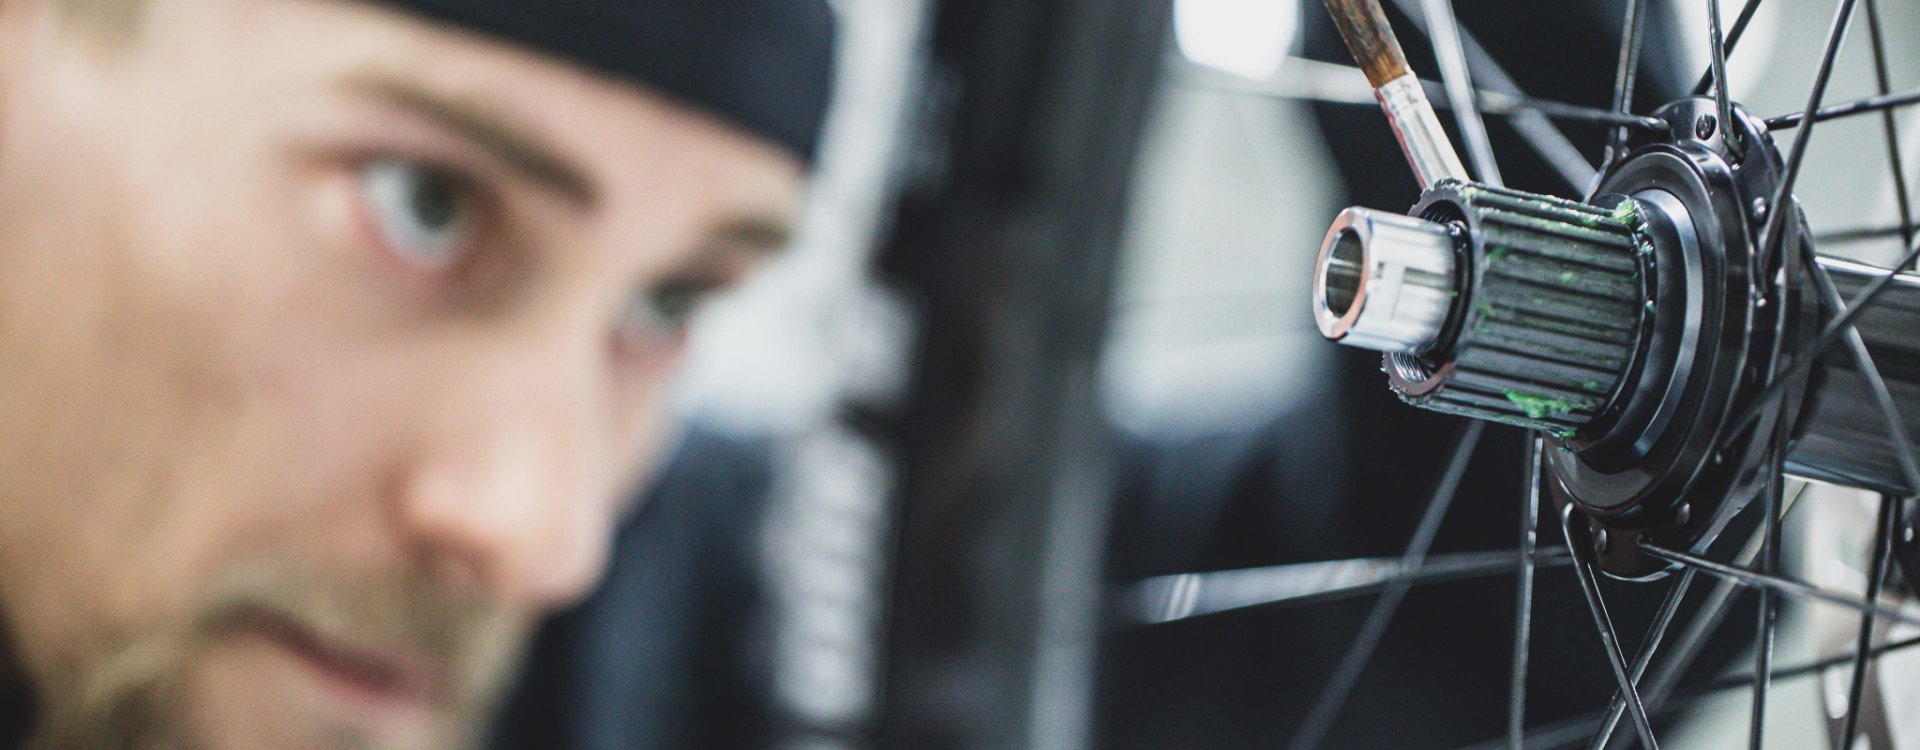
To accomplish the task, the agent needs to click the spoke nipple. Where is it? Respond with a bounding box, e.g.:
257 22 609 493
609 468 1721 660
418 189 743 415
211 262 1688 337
1695 114 1719 140
1676 503 1692 525
1595 529 1612 553
1751 197 1769 222
1904 526 1916 546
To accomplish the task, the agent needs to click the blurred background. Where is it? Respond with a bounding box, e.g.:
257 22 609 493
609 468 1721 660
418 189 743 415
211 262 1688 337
491 1 1920 748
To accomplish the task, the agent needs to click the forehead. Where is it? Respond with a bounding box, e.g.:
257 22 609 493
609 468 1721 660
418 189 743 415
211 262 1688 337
143 0 806 222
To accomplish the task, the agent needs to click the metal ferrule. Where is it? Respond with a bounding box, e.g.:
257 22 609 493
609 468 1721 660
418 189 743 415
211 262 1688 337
1313 207 1460 355
1375 73 1471 189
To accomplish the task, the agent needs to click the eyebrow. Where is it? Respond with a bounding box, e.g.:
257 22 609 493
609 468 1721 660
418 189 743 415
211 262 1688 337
713 214 797 254
344 75 599 209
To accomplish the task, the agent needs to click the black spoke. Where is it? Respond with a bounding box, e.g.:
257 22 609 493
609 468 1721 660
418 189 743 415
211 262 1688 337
1637 541 1920 628
1725 250 1920 442
1754 0 1860 286
1509 435 1542 750
1862 0 1915 253
1805 257 1920 492
1286 420 1485 750
1477 95 1667 132
1748 438 1786 749
1721 0 1886 447
1633 482 1810 740
1181 62 1669 132
1419 0 1501 185
1837 494 1899 750
1382 0 1596 191
1453 634 1920 750
1585 569 1696 750
1707 0 1741 158
1603 0 1651 167
1764 86 1920 130
1691 0 1767 96
1564 509 1659 750
1686 634 1920 701
1117 547 1571 625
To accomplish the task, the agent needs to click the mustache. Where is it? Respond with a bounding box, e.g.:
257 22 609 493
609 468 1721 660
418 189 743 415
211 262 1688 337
30 562 526 750
191 562 520 688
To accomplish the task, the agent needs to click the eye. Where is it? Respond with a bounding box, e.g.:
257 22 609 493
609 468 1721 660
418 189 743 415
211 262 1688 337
360 159 477 271
617 278 714 346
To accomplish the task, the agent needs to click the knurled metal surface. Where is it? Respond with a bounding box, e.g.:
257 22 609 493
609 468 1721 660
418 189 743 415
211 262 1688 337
1398 181 1648 437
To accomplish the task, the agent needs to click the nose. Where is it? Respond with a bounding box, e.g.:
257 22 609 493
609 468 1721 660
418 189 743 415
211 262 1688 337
394 337 621 611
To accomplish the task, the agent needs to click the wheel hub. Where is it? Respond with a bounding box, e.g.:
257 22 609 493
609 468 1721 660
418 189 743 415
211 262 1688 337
1312 97 1816 578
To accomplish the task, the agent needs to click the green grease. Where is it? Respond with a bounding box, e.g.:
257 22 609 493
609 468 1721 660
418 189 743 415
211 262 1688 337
1611 199 1646 230
1582 380 1603 392
1504 390 1583 420
1486 246 1510 263
1559 271 1577 283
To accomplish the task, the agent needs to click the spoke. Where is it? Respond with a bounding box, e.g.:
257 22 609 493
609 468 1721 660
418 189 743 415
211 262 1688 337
1634 483 1810 737
1382 0 1595 191
1637 541 1920 629
1509 435 1542 750
1602 0 1650 168
1862 0 1915 253
1748 438 1786 750
1563 509 1659 750
1804 256 1920 492
1754 0 1860 289
1764 87 1920 130
1179 59 1669 132
1286 420 1485 750
1418 0 1501 186
1837 494 1899 749
1585 569 1697 750
1453 634 1920 750
1725 250 1920 442
1707 0 1741 158
1116 547 1571 626
1691 0 1767 96
1479 96 1667 133
1685 633 1920 700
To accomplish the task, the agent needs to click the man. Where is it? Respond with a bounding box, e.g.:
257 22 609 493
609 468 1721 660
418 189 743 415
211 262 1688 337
0 0 834 747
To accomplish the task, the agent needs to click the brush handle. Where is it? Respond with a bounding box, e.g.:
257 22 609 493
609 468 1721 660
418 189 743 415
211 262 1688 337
1321 0 1468 188
1322 0 1411 88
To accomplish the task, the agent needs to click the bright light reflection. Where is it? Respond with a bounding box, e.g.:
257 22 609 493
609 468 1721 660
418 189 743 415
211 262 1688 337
1174 0 1300 80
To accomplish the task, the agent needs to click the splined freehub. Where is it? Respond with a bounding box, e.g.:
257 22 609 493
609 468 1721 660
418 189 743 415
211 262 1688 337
1385 181 1650 439
1314 97 1815 579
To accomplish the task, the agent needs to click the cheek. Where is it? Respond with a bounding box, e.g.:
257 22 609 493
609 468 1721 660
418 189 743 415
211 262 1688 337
610 358 687 498
0 142 395 676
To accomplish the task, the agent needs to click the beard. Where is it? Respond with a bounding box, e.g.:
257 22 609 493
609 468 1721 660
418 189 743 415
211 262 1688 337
23 561 527 750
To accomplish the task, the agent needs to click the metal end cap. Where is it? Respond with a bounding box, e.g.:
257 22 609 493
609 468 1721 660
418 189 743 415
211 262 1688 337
1313 207 1460 354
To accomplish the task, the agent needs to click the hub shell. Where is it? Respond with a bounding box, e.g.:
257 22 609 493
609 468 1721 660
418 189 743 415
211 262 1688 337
1555 98 1814 578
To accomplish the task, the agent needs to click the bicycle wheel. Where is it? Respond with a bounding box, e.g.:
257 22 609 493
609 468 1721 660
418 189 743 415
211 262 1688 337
870 0 1920 748
1112 0 1920 747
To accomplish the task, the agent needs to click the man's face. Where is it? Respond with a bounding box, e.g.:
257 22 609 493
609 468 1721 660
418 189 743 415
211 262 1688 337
0 0 804 747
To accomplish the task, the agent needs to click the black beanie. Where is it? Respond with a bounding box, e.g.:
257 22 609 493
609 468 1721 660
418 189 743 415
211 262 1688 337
369 0 838 165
